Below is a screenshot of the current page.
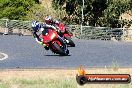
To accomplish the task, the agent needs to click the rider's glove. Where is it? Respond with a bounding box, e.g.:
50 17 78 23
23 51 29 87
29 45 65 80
35 38 42 44
36 39 46 47
35 38 47 48
37 41 43 45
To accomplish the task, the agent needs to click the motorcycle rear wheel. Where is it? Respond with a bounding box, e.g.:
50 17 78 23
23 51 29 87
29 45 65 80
65 37 75 47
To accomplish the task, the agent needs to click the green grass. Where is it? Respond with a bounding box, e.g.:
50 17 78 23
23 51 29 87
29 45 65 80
0 82 9 88
0 77 131 88
0 77 77 88
0 68 132 88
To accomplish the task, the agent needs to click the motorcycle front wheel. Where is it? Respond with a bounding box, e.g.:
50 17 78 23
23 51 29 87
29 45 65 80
52 42 69 56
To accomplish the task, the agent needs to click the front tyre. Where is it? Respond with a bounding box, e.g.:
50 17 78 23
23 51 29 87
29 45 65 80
53 42 69 56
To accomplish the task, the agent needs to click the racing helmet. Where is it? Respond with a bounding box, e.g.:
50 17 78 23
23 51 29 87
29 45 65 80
44 16 53 25
31 21 41 32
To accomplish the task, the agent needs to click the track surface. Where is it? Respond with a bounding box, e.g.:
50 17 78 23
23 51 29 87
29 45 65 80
0 35 132 69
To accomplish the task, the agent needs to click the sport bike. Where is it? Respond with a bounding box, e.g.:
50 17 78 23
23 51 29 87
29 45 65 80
41 28 69 56
57 23 75 47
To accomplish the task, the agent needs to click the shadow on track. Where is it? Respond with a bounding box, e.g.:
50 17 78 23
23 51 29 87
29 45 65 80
45 54 71 57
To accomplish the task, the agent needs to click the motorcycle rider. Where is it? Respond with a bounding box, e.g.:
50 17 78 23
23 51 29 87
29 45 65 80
31 20 57 50
44 16 65 36
44 16 60 29
44 16 73 36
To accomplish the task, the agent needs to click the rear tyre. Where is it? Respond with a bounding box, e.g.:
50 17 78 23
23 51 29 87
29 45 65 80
53 42 69 56
65 37 75 47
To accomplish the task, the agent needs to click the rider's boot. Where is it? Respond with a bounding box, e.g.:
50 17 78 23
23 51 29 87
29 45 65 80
43 44 49 50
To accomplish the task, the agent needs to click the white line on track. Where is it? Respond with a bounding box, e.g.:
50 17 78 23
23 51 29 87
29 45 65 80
0 53 8 61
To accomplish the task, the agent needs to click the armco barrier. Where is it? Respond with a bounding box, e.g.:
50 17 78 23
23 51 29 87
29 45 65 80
0 19 132 41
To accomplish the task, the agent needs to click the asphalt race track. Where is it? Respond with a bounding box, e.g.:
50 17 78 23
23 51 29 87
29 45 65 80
0 35 132 69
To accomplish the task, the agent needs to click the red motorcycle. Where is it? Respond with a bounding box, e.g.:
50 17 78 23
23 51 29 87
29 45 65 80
57 23 75 47
41 28 69 56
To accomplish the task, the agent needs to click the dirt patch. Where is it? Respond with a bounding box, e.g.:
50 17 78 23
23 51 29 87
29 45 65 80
120 11 132 29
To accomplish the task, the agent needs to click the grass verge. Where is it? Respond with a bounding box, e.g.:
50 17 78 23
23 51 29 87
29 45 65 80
0 68 132 88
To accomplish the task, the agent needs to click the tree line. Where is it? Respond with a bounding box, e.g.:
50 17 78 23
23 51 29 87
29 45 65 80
0 0 131 28
52 0 132 28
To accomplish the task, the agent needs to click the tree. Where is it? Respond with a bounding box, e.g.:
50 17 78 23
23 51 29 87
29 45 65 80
52 0 108 25
52 0 132 27
0 0 39 20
